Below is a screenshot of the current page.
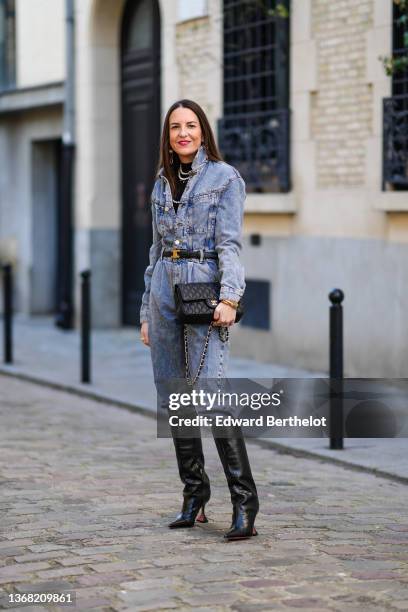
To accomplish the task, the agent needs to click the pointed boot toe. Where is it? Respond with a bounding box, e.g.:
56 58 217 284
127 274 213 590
168 516 195 529
224 508 258 541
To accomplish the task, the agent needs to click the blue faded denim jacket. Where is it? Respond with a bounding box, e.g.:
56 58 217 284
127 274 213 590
140 144 246 324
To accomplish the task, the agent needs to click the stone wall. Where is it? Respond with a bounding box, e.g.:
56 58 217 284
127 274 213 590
311 0 373 188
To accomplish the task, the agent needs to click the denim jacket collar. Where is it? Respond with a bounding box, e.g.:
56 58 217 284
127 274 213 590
158 144 208 178
191 143 208 172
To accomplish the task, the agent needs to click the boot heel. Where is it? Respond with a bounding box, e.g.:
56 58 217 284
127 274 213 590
196 504 208 523
168 498 209 529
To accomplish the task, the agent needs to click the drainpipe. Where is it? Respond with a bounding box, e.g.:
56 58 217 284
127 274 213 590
55 0 75 329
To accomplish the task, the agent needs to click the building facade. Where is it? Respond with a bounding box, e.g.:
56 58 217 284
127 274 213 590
0 0 407 376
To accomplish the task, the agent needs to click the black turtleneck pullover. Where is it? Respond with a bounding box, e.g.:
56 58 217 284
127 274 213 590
173 160 193 213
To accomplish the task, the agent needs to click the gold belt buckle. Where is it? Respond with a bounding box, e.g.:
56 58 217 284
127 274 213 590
171 248 181 260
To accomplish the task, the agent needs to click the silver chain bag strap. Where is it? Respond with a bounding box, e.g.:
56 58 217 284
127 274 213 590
183 323 230 387
175 282 241 387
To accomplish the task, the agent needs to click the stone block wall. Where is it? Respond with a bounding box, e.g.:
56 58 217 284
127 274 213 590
311 0 373 188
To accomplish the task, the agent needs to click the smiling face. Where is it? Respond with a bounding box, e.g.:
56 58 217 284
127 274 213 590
168 107 203 163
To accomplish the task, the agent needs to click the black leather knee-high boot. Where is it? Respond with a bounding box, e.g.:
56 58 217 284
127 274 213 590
168 427 211 529
213 428 259 540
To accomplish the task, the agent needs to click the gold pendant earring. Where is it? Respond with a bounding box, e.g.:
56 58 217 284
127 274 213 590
169 149 174 165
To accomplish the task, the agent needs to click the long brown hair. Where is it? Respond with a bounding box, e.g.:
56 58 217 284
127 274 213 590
156 99 223 198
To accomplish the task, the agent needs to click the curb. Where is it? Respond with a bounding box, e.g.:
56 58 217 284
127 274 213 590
253 438 408 486
1 366 407 487
0 366 155 420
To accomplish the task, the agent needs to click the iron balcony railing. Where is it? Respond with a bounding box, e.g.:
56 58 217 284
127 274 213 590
217 108 291 193
383 95 408 190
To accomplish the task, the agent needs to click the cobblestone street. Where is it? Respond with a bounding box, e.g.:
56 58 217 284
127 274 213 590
1 375 408 611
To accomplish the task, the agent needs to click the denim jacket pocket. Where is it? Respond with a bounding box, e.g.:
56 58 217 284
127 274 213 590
153 199 172 235
189 192 217 234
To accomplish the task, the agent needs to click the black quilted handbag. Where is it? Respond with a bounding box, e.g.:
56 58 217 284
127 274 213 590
174 282 244 386
174 282 244 325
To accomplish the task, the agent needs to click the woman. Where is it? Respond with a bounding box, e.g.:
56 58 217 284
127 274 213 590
140 99 259 541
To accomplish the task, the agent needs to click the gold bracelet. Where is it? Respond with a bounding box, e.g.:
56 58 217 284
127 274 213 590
221 299 239 309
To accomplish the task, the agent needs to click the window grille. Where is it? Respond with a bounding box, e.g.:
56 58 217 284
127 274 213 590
383 1 408 190
217 0 290 193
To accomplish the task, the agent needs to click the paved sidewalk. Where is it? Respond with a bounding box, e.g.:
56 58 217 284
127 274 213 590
0 315 407 482
1 377 408 611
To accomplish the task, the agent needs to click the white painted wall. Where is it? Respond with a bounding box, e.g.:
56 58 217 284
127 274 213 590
16 0 65 87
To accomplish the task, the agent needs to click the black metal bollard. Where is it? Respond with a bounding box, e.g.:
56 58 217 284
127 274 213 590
329 289 344 449
80 270 91 383
2 264 13 363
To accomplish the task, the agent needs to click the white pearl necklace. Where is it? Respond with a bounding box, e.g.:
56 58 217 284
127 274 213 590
173 164 193 203
178 166 193 181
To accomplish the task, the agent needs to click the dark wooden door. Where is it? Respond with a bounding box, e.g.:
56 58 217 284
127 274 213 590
121 0 161 325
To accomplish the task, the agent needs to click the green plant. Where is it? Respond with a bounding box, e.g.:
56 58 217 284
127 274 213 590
267 2 289 18
379 0 408 76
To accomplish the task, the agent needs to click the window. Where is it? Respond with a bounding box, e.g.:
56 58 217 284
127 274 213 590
239 279 271 330
383 1 408 190
217 0 290 193
0 0 15 91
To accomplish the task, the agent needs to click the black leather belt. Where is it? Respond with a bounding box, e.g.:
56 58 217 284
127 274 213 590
162 249 218 260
